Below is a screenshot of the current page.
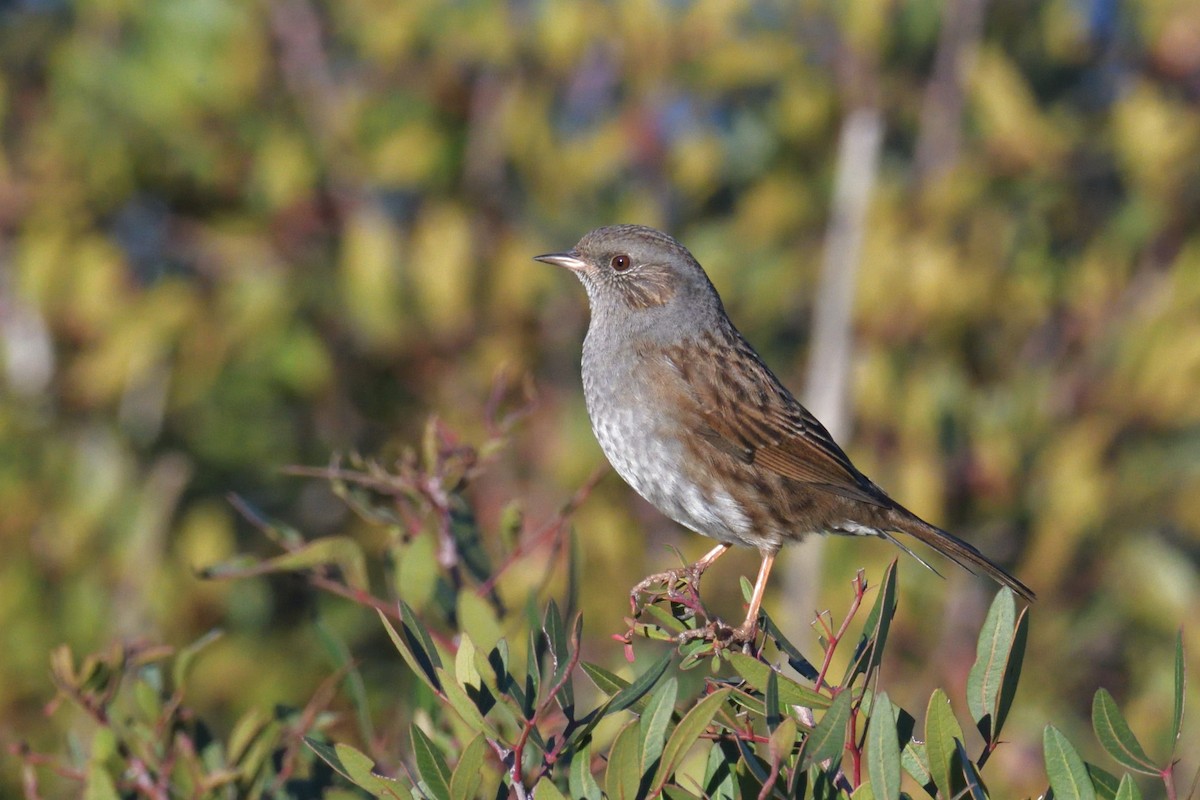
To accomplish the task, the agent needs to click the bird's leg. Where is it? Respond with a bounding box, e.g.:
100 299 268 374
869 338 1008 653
727 551 776 643
630 543 730 612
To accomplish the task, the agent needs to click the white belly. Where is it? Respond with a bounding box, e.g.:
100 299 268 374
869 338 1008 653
587 399 757 547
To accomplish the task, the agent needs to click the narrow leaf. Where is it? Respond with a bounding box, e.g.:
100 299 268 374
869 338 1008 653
1044 725 1097 800
852 784 876 800
769 716 799 763
532 779 568 800
801 688 852 770
765 670 781 732
955 739 988 800
204 536 370 590
652 688 732 793
1114 773 1143 800
569 743 603 800
410 724 452 800
1085 763 1121 800
702 740 740 800
581 661 629 697
866 692 901 800
305 739 410 798
436 668 496 737
848 560 898 684
1092 689 1159 775
378 609 442 694
994 606 1029 739
606 719 643 800
1172 629 1186 747
726 652 830 709
449 734 486 800
901 741 933 792
924 689 965 799
640 677 678 777
607 651 673 715
967 588 1016 740
761 613 819 680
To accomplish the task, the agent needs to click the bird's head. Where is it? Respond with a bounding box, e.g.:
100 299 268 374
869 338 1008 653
535 224 725 335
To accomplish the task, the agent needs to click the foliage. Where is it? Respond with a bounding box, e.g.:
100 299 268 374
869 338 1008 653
2 0 1200 795
15 421 1192 799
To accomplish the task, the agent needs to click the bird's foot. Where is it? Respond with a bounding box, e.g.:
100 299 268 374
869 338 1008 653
629 565 703 614
676 616 761 652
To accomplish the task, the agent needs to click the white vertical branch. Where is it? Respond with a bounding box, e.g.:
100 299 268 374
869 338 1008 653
783 106 884 626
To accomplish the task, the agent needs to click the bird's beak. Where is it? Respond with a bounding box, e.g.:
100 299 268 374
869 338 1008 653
533 250 588 272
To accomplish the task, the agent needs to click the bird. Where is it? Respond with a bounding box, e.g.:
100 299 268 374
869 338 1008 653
535 224 1034 643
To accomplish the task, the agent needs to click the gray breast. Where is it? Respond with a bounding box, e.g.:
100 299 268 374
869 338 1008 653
580 339 756 547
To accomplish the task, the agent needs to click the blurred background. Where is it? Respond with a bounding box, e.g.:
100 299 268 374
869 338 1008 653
2 0 1199 795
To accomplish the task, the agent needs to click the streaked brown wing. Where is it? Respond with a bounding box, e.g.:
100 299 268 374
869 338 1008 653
659 332 888 509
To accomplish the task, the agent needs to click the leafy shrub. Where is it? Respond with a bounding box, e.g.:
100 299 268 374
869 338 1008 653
15 420 1189 799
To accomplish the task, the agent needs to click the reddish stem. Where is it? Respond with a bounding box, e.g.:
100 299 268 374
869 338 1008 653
510 615 584 791
814 574 866 691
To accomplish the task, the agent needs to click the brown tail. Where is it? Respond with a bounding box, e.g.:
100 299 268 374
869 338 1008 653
886 510 1035 602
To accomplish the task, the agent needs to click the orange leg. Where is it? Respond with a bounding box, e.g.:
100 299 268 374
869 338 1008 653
732 550 776 641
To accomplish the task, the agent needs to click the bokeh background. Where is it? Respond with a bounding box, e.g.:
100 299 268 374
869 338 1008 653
2 0 1199 795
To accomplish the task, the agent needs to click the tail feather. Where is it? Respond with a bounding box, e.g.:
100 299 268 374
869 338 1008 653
888 512 1035 602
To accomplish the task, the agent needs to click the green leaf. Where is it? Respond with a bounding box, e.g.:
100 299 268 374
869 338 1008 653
702 741 740 800
449 492 493 585
264 536 369 590
956 739 988 800
726 652 830 709
411 724 452 800
457 592 503 652
305 739 411 799
640 677 678 776
1091 689 1159 775
924 689 964 798
765 669 781 732
735 736 772 785
769 717 799 768
652 688 732 793
866 691 901 800
532 778 568 800
524 629 541 718
994 606 1029 740
1085 763 1122 800
394 533 438 611
967 588 1016 741
901 741 933 792
761 613 819 680
847 560 898 684
378 609 442 695
569 743 603 800
606 719 644 800
801 688 852 770
1114 774 1143 800
581 661 630 697
544 600 572 710
607 651 673 715
454 635 482 690
1044 725 1097 800
852 783 876 800
1172 629 1185 748
641 603 689 634
84 762 119 800
449 734 486 800
436 667 496 737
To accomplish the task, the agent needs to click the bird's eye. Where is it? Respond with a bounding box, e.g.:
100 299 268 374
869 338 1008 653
611 254 631 272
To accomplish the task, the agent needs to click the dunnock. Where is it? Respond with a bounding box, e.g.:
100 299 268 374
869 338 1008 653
536 225 1033 642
